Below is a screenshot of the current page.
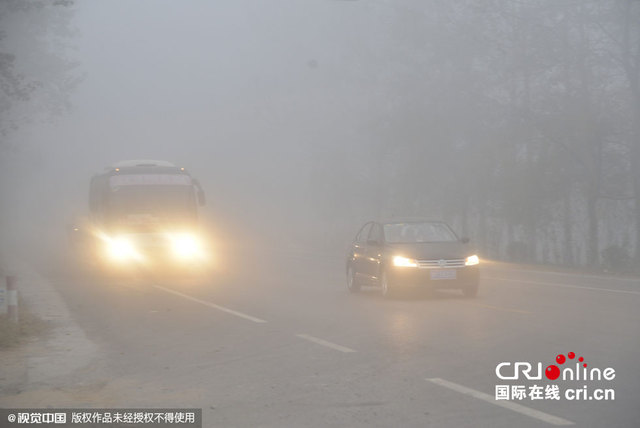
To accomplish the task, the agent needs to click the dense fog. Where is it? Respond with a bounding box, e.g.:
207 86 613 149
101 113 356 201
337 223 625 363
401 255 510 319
1 0 639 271
2 4 640 427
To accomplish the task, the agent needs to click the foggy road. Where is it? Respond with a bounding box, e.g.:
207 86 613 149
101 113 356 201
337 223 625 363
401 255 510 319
22 251 640 428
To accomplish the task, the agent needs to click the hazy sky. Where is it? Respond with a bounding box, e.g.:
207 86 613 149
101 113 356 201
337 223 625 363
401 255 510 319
59 0 377 165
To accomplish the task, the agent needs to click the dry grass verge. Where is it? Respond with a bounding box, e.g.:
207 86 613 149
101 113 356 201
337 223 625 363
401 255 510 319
0 299 50 349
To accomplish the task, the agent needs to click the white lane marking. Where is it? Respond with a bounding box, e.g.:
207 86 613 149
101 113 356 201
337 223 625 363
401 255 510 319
426 378 574 426
484 276 640 296
296 334 356 353
153 285 267 323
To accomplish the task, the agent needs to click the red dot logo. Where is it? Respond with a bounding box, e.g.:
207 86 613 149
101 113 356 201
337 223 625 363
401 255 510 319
568 352 575 359
545 365 561 380
556 354 566 364
579 357 584 362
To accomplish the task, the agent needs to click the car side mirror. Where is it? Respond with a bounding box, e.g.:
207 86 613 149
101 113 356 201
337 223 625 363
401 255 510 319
460 237 470 244
193 179 206 206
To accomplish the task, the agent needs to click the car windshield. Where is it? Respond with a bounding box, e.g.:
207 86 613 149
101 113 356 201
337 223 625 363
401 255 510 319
383 222 458 243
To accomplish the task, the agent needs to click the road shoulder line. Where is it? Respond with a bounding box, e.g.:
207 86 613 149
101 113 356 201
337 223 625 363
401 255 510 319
469 302 532 314
483 276 640 296
485 266 640 283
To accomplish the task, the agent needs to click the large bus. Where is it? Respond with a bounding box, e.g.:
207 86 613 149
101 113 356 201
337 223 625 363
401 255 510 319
72 160 208 270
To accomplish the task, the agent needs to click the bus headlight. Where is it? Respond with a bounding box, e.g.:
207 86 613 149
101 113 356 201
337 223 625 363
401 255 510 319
106 237 139 261
170 234 202 259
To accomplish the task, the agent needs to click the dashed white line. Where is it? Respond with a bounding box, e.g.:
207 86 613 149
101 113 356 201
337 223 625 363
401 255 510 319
153 285 267 323
427 378 574 426
484 276 640 296
296 334 356 353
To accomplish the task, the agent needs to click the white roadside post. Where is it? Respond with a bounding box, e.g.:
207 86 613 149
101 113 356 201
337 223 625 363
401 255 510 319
7 276 18 323
0 277 6 315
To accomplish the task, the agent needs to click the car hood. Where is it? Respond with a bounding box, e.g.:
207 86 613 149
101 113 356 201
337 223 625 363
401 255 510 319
385 242 472 260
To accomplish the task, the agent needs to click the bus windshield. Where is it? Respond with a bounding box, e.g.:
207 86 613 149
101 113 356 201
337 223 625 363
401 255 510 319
106 185 197 225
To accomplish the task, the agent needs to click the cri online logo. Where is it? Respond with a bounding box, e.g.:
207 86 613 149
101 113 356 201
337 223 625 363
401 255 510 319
496 352 616 381
546 352 583 380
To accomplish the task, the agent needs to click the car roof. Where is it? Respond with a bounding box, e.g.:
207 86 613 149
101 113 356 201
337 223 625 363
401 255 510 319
111 159 175 168
378 217 447 225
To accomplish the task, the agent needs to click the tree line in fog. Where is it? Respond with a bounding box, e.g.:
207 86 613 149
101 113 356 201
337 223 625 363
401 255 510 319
304 1 639 271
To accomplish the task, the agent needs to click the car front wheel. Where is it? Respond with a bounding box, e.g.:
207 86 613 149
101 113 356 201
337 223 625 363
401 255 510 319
380 270 395 298
347 265 360 293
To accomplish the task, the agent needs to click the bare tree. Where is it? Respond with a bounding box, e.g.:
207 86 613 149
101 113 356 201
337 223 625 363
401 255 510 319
0 0 81 142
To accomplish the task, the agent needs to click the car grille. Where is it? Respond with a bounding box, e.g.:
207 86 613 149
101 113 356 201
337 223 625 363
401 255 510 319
417 258 465 269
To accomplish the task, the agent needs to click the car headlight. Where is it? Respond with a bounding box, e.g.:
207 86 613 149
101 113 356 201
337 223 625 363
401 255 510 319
465 254 480 266
393 256 418 267
170 234 202 259
106 237 139 261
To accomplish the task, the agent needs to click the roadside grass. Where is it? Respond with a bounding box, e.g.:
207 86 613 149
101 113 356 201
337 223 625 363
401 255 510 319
0 299 50 349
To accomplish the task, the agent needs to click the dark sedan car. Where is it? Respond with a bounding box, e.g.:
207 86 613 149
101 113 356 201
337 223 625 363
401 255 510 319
346 219 480 298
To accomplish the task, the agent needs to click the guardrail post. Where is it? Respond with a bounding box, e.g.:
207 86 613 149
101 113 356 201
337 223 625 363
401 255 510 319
7 276 18 323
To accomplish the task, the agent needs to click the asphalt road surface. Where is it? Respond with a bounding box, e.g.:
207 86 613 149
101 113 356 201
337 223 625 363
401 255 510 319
4 247 640 427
